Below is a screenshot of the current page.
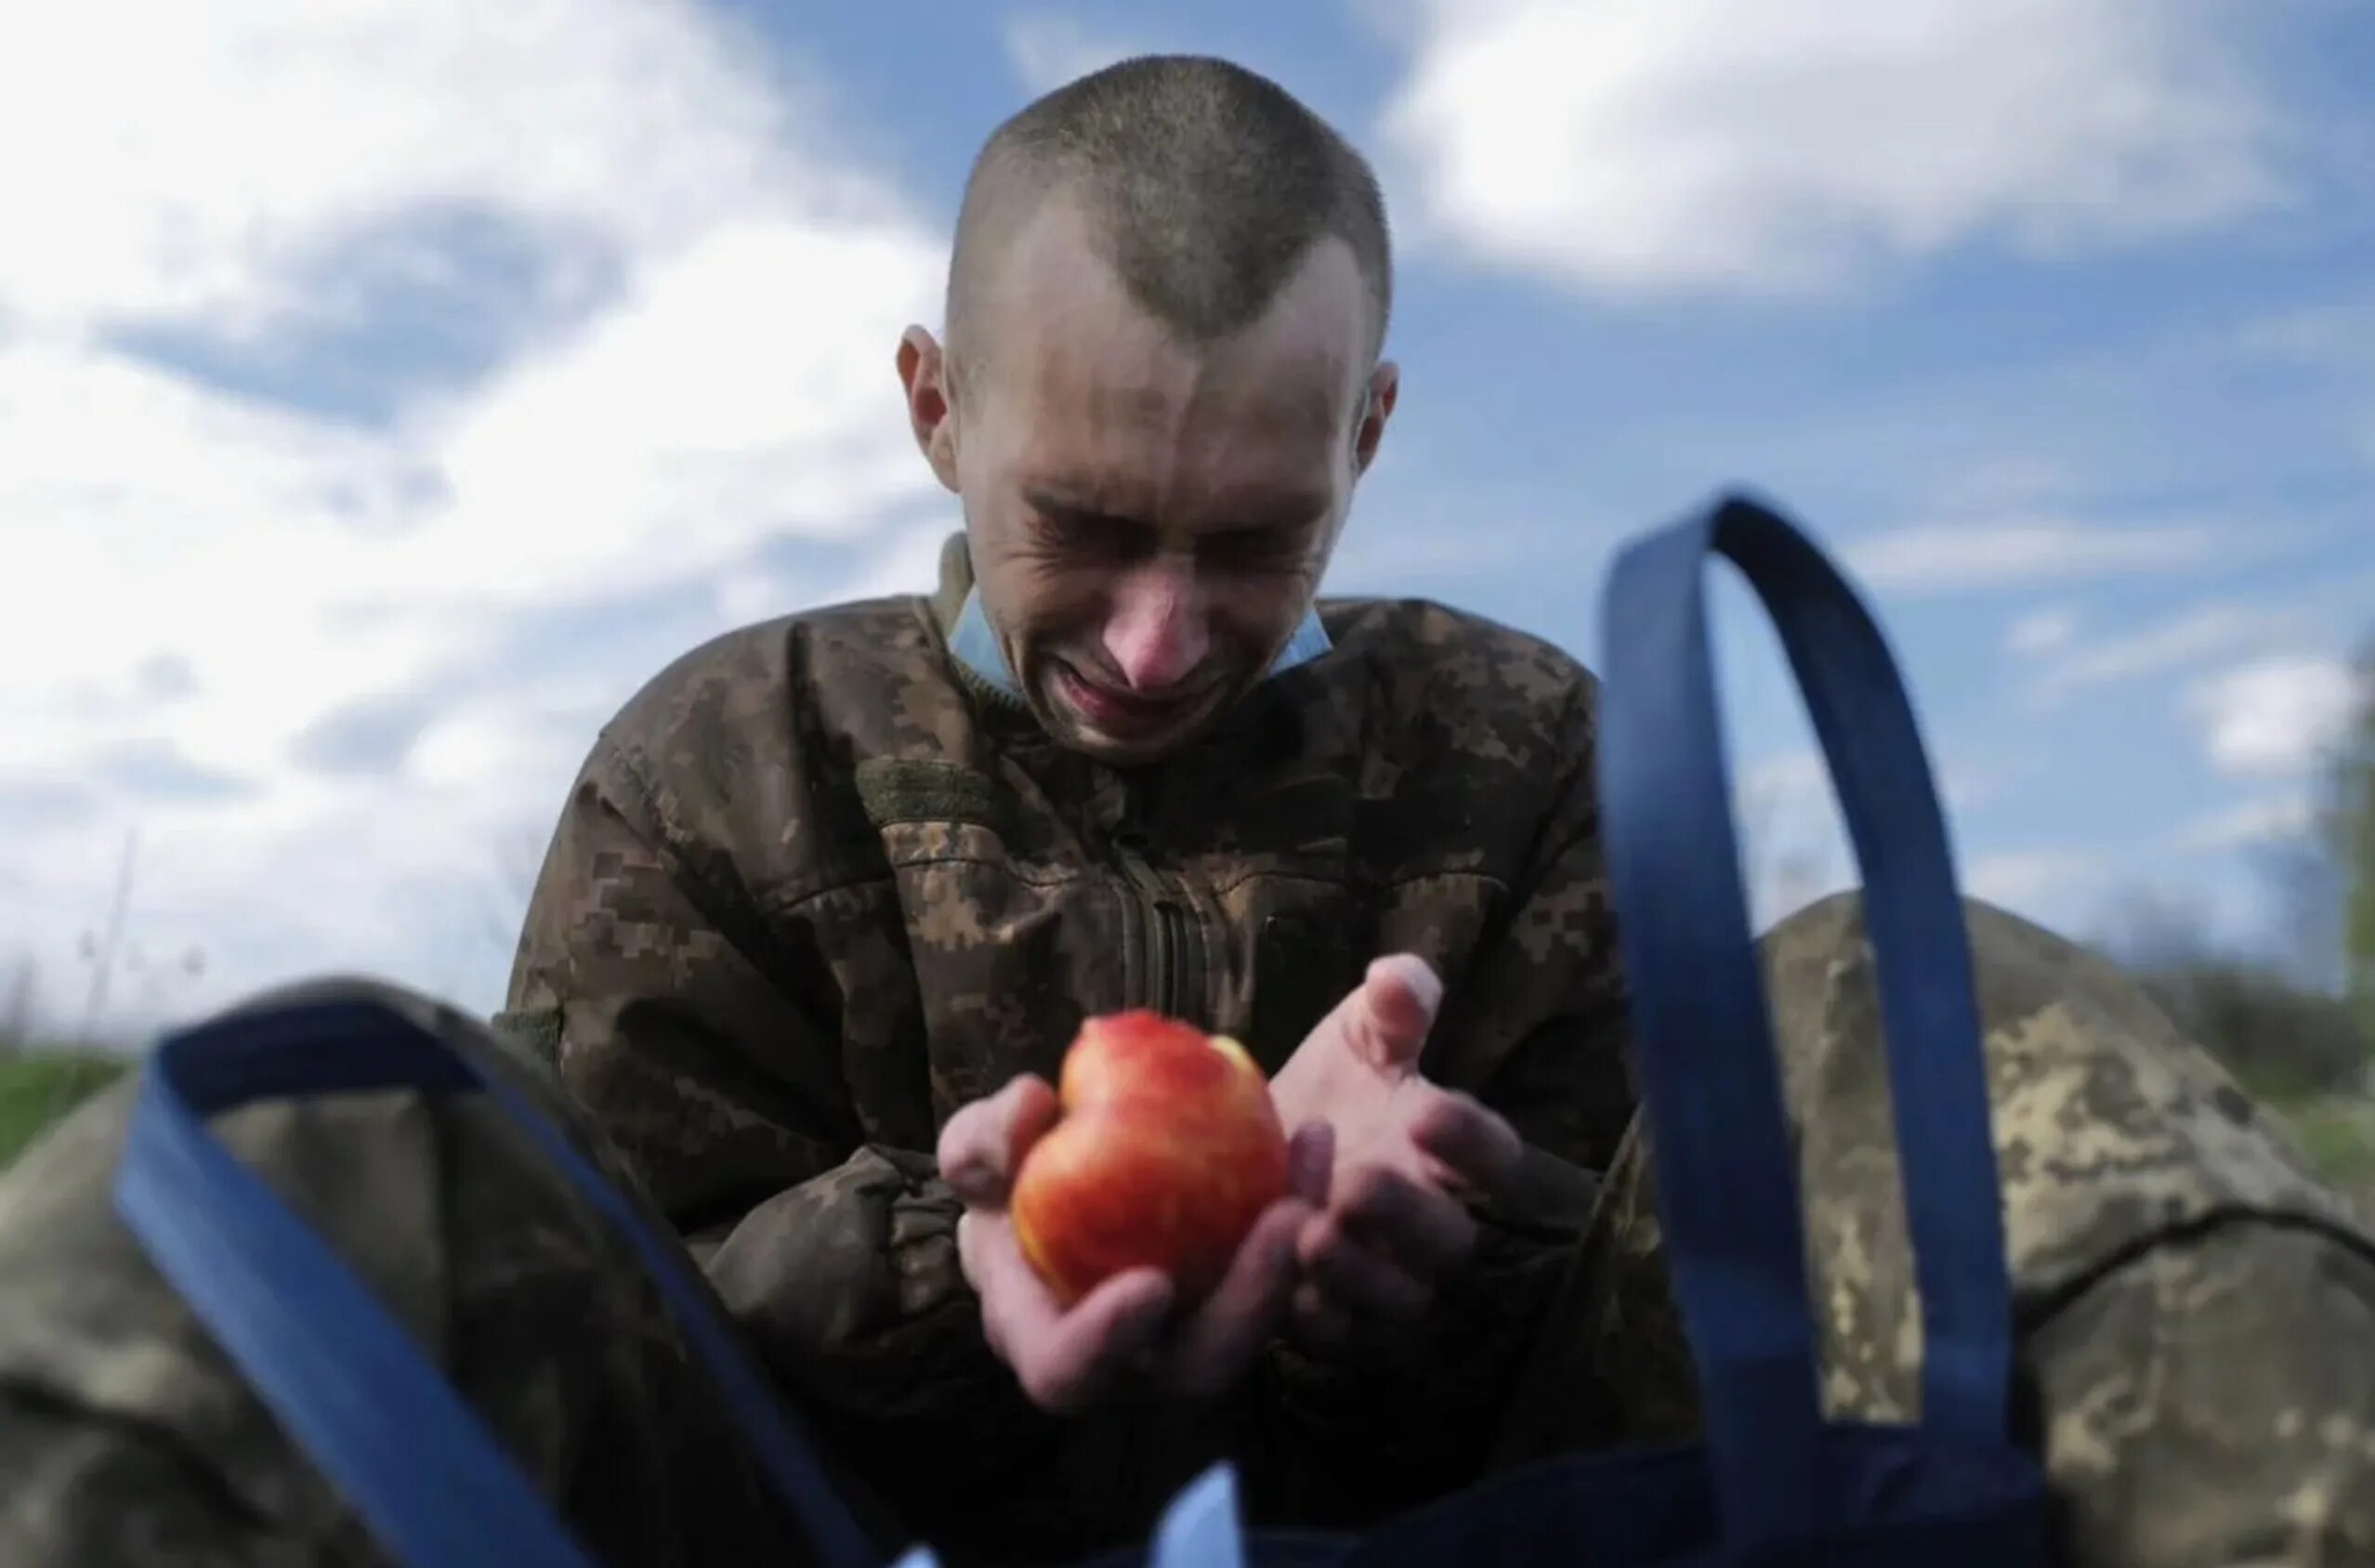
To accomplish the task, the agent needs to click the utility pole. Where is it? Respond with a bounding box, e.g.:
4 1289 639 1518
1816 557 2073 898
1 956 32 1055
78 826 139 1048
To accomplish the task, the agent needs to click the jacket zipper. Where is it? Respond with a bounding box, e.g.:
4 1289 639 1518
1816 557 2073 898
1114 805 1188 1019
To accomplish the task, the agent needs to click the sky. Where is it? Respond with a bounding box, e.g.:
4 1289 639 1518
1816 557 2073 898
4 0 2372 1042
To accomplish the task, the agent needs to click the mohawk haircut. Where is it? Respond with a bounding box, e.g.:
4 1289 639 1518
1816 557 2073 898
944 55 1392 387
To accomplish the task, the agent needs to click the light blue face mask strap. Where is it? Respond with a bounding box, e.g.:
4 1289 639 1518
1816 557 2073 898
946 588 1332 696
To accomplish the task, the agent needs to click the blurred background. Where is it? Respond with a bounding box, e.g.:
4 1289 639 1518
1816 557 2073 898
4 1 2371 1194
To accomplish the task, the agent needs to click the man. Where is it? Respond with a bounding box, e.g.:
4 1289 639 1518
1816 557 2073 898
494 54 1634 1556
5 51 2375 1568
489 51 2375 1561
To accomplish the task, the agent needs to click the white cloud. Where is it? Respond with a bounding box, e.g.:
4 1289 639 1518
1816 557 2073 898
2186 655 2360 777
2005 606 2080 657
2027 600 2295 699
1932 455 2084 514
0 0 905 337
1002 12 1145 97
1963 848 2098 909
1737 742 2004 828
2232 299 2375 367
1739 748 1833 810
1732 741 2014 932
2227 299 2375 477
2174 794 2316 851
392 218 941 608
1844 518 2220 594
1375 0 2283 296
0 1 954 1034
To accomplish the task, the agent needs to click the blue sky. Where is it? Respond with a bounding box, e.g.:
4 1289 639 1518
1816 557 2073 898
4 0 2372 1035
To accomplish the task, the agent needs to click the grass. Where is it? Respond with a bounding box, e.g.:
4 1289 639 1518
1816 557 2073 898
2272 1094 2375 1212
0 1050 131 1169
2 1045 2374 1216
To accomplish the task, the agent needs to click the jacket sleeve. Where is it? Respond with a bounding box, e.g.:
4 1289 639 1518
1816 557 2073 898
1242 675 1639 1526
497 738 1065 1534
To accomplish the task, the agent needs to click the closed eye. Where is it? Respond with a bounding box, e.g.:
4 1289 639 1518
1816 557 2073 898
1202 524 1311 572
1027 501 1152 561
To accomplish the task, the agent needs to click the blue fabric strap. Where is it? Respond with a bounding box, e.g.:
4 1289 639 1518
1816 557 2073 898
112 995 882 1568
1595 494 2014 1548
103 490 2022 1568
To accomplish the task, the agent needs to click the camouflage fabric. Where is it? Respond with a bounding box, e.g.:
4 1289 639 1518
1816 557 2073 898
1506 894 2375 1565
0 978 834 1568
2 896 2373 1563
493 530 1635 1555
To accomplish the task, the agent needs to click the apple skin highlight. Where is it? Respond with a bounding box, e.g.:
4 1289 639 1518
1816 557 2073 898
1010 1011 1292 1306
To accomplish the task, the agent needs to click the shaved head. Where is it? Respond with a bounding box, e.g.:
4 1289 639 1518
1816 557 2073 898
944 55 1393 391
894 56 1402 763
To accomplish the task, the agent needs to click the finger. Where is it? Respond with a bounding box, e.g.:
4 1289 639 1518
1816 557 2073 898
1287 1120 1334 1207
958 1210 1046 1363
1301 954 1444 1078
1016 1267 1175 1414
1167 1199 1310 1397
961 1196 1179 1415
1298 1210 1433 1326
1409 1090 1525 1203
1363 954 1445 1036
938 1076 1061 1207
962 1208 1099 1360
956 1210 993 1299
1334 1162 1477 1276
1348 954 1443 1072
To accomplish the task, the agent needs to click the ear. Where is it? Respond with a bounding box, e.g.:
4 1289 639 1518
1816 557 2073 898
896 325 963 493
1351 359 1400 478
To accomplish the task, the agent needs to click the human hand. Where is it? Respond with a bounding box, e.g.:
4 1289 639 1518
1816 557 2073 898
1268 955 1526 1350
937 1075 1329 1414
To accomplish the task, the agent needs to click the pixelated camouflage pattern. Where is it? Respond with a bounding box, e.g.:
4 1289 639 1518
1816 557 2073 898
1532 893 2375 1566
7 530 2373 1564
492 532 1635 1554
0 977 838 1568
12 895 2371 1566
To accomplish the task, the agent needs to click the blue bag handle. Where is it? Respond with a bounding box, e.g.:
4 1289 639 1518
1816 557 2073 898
1595 495 2015 1547
112 994 885 1568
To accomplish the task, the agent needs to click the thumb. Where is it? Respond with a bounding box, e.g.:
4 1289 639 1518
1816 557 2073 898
938 1076 1061 1208
1348 954 1443 1072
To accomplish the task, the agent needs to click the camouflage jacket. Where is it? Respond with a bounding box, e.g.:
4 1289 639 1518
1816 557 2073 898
1509 895 2375 1566
500 533 1635 1559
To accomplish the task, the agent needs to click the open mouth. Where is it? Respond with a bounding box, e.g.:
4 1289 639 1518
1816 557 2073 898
1052 662 1212 736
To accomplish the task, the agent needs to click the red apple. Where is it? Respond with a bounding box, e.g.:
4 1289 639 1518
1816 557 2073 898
1009 1010 1292 1307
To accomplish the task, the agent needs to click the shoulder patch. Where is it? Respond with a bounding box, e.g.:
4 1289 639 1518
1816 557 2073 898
853 758 1017 837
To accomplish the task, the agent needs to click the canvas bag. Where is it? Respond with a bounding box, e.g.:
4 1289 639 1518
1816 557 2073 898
110 493 2056 1567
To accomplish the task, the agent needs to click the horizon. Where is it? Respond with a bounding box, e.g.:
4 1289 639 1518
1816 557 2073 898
6 1 2373 1043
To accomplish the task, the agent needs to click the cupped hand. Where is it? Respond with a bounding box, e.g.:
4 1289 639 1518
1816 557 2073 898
937 1075 1330 1414
1268 955 1526 1349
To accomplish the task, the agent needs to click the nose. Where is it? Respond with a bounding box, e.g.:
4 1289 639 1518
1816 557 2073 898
1101 564 1211 695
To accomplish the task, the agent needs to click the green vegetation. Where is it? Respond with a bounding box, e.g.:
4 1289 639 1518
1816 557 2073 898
2279 1096 2375 1190
0 1048 129 1169
2136 956 2371 1101
2104 639 2375 1210
2332 643 2375 1030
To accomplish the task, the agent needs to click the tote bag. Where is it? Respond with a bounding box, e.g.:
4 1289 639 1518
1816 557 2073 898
111 493 2055 1567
